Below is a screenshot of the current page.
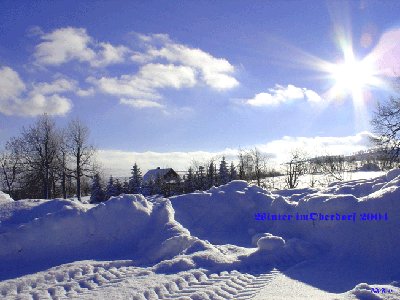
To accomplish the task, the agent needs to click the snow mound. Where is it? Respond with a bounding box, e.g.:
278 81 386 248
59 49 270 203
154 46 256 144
169 180 282 246
359 163 381 171
257 235 285 251
0 191 13 203
0 194 194 279
386 168 400 181
170 174 400 270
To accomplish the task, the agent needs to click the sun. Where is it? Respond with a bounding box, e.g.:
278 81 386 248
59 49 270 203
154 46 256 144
328 50 376 101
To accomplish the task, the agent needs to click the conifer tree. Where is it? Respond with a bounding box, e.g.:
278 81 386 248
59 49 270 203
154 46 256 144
207 161 215 189
114 178 122 196
106 175 118 200
122 179 129 194
130 163 143 194
90 173 105 203
148 175 156 195
219 156 229 185
229 161 237 181
154 172 164 195
197 165 205 190
185 167 196 193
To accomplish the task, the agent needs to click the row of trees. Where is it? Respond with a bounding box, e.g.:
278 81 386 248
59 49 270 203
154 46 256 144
90 157 240 202
0 114 98 200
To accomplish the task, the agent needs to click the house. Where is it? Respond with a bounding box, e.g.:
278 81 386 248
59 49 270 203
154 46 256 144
143 167 181 184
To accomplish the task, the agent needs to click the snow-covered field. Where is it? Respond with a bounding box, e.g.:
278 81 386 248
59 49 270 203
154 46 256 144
0 170 399 299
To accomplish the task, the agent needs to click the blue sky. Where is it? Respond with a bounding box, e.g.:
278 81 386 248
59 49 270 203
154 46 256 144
1 0 400 176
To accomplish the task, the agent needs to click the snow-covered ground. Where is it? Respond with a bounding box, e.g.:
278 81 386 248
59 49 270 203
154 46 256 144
0 170 399 299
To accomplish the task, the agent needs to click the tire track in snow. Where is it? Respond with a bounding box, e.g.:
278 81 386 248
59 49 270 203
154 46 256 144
133 269 279 300
0 262 279 300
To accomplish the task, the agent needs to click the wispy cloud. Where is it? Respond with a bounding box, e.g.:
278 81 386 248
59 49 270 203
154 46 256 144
34 27 130 67
236 84 323 107
91 63 196 101
256 131 375 164
30 28 239 112
0 67 73 116
365 27 400 77
131 33 239 90
120 98 165 109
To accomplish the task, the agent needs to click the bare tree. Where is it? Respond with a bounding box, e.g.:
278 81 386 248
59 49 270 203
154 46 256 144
0 140 23 197
237 148 252 181
17 114 61 199
65 117 97 201
284 148 307 189
250 147 269 187
371 92 400 169
317 154 346 182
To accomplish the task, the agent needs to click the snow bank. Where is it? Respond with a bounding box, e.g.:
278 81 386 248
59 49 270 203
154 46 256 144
169 181 283 246
170 172 400 270
1 170 400 281
0 191 13 203
0 194 194 274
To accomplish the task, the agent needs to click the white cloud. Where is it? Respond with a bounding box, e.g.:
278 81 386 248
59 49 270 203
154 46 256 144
32 78 78 95
76 88 95 97
34 27 96 66
240 84 323 107
90 42 131 67
0 67 73 116
34 27 130 67
139 63 196 89
365 27 400 77
92 63 197 107
304 89 323 103
97 132 375 178
256 131 375 164
130 33 239 90
120 98 164 109
0 67 26 99
0 93 72 117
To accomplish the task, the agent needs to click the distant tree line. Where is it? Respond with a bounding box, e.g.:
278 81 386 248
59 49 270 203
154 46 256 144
90 157 240 203
0 114 98 200
90 147 280 203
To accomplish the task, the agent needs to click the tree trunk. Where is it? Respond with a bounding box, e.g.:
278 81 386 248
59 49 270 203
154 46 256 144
77 146 81 201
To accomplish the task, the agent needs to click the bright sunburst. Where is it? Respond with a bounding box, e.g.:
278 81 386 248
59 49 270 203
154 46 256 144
330 53 374 95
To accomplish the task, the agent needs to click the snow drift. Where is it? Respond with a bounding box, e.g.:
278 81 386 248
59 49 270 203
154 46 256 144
0 191 13 204
0 194 194 280
1 170 400 284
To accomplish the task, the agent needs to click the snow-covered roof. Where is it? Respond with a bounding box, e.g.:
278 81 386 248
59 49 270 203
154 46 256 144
143 168 177 182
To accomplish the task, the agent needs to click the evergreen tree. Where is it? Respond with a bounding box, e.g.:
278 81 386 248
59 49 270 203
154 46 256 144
185 167 196 193
219 156 229 185
207 161 215 189
130 163 143 194
154 172 164 195
141 180 150 196
229 162 237 181
197 165 205 190
106 176 118 200
90 173 105 203
148 175 156 195
114 178 122 196
122 179 129 194
238 163 245 180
